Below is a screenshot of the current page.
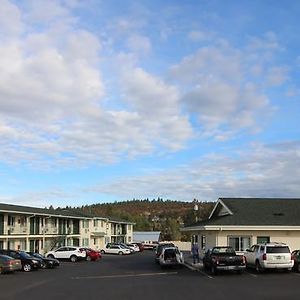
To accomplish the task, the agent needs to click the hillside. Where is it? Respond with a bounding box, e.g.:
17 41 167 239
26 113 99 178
69 199 215 241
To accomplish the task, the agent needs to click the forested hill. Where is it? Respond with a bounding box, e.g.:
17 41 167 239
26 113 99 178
69 199 215 241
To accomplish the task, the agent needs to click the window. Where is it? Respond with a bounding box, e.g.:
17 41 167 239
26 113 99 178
257 236 270 244
8 215 15 226
93 220 98 227
228 236 251 251
201 235 206 250
82 238 89 247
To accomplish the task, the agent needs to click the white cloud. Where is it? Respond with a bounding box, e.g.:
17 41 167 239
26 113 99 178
126 34 151 57
90 141 300 201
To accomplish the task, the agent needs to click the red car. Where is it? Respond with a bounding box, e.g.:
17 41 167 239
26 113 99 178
81 248 102 261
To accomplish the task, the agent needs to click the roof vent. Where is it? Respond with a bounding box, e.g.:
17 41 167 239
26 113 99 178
273 213 284 216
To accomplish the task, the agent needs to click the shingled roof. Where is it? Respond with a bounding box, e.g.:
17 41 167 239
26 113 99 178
0 203 92 218
191 198 300 227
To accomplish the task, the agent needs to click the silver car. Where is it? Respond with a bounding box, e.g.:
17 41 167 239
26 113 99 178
159 247 184 267
244 242 294 272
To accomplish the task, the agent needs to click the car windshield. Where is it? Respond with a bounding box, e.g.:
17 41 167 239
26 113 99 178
33 253 44 259
19 251 33 258
266 246 290 253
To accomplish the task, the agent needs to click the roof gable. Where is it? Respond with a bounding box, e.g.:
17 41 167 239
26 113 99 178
209 199 233 219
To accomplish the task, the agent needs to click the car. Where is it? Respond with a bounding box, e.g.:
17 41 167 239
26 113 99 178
27 252 60 268
203 247 246 275
45 246 86 262
80 248 101 261
126 243 140 252
100 243 131 255
134 243 144 252
0 254 22 274
154 242 175 263
292 250 300 272
0 249 41 272
158 247 184 268
244 242 294 272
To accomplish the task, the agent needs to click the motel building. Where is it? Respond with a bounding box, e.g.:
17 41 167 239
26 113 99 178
0 203 134 254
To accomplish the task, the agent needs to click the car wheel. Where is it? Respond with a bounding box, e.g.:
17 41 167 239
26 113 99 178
118 251 123 255
41 262 47 269
23 264 32 272
297 264 300 273
100 250 105 254
255 260 262 273
70 255 77 262
47 254 55 259
86 256 91 261
0 267 3 274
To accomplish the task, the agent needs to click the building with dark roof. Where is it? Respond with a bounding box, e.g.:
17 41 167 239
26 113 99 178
182 198 300 255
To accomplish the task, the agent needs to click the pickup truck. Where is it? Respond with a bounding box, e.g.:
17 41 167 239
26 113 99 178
203 246 246 275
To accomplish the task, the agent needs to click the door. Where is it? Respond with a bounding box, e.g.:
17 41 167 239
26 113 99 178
245 245 258 266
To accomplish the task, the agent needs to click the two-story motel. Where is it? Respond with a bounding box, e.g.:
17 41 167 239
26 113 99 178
0 203 134 254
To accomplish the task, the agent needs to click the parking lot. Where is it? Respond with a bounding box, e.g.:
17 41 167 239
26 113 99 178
1 250 300 300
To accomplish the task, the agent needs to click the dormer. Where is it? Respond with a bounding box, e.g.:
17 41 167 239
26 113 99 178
209 198 233 219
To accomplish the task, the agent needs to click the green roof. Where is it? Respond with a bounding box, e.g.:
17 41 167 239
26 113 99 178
188 198 300 227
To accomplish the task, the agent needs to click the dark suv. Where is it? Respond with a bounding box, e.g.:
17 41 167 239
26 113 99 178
0 250 41 272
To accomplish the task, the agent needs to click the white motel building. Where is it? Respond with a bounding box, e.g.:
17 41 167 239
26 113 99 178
0 203 134 254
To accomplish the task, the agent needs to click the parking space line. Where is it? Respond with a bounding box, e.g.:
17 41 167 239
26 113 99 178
244 270 258 278
293 273 300 277
72 272 178 280
184 263 213 279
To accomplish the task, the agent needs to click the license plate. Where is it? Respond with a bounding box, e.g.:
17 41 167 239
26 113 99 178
276 256 282 260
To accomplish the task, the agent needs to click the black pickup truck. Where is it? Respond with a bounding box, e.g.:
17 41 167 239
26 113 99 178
203 246 246 275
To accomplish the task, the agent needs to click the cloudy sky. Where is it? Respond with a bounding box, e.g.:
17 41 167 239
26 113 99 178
0 0 299 208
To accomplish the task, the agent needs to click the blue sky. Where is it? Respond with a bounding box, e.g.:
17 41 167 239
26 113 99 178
0 0 299 208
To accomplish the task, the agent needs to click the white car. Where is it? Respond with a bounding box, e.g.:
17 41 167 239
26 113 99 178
159 247 184 267
46 246 86 262
244 242 294 272
126 243 140 252
100 243 131 255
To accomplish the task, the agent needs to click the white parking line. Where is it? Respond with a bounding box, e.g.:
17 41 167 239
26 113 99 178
293 273 300 277
72 272 178 280
184 263 213 279
244 271 258 278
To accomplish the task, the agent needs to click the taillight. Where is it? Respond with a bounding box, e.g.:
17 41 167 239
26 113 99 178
262 253 267 260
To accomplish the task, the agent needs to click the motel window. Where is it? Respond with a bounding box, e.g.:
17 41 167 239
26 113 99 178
228 236 251 252
257 236 270 244
201 235 206 250
8 216 15 226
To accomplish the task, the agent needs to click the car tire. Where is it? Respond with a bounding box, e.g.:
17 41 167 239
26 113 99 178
70 255 77 262
47 254 55 259
41 262 47 269
297 264 300 273
100 250 105 254
255 260 262 273
23 264 32 272
86 256 91 261
0 267 3 274
118 251 123 255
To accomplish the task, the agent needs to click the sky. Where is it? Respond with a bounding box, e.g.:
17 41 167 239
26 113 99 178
0 0 299 208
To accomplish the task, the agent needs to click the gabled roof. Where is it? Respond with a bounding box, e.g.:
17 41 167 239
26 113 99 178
186 198 300 227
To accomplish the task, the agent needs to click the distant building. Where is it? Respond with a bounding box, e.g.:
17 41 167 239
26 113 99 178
133 231 161 248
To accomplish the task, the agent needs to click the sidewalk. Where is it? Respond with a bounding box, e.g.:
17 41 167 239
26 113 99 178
182 251 203 271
